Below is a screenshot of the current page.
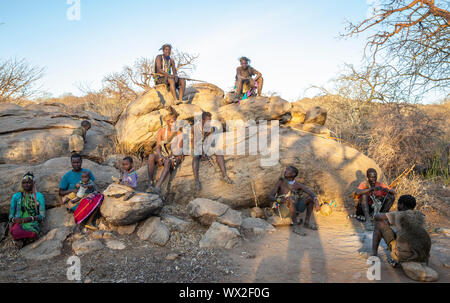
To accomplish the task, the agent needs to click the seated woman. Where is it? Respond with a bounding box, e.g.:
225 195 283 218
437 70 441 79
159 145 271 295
147 112 184 194
9 172 46 247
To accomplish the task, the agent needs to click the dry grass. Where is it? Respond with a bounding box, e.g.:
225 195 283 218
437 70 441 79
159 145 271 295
37 92 128 120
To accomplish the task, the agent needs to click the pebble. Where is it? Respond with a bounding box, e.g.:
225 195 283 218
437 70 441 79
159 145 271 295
166 253 179 261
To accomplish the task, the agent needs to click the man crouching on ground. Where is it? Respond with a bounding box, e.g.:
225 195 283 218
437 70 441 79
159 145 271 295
269 166 320 230
371 195 431 267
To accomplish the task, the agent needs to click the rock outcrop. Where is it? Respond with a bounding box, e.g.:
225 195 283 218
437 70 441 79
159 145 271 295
199 222 240 249
0 103 115 165
0 157 119 220
100 183 163 226
136 126 385 209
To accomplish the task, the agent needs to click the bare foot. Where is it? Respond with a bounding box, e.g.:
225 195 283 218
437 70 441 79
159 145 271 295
304 222 318 230
222 175 234 184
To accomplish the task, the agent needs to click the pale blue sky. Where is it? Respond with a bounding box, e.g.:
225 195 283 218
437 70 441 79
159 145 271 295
1 0 376 101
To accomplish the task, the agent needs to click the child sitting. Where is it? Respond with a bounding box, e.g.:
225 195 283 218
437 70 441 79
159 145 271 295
65 171 96 211
113 157 138 189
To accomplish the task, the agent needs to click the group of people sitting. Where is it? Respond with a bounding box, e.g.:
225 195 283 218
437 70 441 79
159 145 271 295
7 43 431 270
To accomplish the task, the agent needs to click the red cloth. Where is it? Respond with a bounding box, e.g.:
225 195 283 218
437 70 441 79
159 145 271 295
73 193 104 225
357 181 390 205
10 223 37 241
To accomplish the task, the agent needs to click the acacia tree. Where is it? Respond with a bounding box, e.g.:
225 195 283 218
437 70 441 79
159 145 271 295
344 0 449 102
102 50 199 101
0 58 44 101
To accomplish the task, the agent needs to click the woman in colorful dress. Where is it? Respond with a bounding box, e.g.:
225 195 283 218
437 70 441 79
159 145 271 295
9 172 45 246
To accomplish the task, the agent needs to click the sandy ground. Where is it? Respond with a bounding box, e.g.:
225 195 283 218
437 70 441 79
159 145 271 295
0 210 448 283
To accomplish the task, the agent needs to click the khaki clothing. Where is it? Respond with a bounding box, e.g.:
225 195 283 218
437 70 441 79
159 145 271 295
385 210 430 262
69 134 85 153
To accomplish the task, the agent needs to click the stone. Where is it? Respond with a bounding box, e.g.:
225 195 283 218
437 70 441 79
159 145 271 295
267 215 292 227
116 224 137 235
72 239 104 255
0 104 115 165
41 207 76 235
286 122 331 137
0 157 119 220
199 222 240 249
105 239 126 250
161 214 194 232
402 262 439 282
115 85 203 154
251 207 264 218
304 106 327 125
216 208 242 228
241 218 276 236
102 232 114 239
216 96 291 123
137 217 170 246
153 126 384 210
187 198 241 227
290 102 307 124
90 231 104 240
166 253 180 261
20 227 72 260
100 183 163 226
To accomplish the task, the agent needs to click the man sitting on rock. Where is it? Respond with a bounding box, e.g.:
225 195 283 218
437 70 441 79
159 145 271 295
154 43 186 104
234 57 263 102
355 168 395 231
192 111 233 191
147 113 184 195
9 172 46 248
371 195 431 267
58 153 99 230
269 166 320 230
69 120 91 154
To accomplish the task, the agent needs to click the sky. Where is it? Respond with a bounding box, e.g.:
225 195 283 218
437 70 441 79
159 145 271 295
1 0 379 101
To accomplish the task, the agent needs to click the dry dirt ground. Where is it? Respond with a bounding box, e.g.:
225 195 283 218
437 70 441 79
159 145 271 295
0 208 449 283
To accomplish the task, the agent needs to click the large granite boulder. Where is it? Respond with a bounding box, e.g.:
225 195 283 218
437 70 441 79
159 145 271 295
115 85 203 154
136 126 385 209
0 103 115 165
100 183 163 226
0 157 119 221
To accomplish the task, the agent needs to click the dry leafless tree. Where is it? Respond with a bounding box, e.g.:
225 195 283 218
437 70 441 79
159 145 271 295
344 0 449 102
102 50 199 101
0 58 44 102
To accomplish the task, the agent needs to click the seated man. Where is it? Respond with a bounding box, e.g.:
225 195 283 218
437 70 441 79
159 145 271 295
355 168 395 231
154 43 186 104
147 113 184 194
9 172 46 248
192 111 233 191
234 57 263 102
268 166 320 230
372 195 431 267
58 153 100 229
69 120 91 154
